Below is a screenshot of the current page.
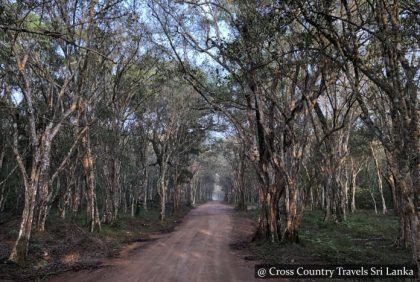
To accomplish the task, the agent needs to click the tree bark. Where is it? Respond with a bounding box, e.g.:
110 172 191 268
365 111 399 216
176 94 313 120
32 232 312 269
157 163 168 221
370 143 387 215
254 184 281 242
81 126 101 232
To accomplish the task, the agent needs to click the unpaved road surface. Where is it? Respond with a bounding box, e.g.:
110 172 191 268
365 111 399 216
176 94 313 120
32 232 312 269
50 201 259 282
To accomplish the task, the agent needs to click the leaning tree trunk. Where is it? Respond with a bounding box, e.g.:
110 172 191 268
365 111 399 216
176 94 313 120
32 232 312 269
9 124 53 264
9 177 38 264
10 151 51 263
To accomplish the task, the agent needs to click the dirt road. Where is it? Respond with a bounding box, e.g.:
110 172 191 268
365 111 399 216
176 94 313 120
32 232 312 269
50 201 258 282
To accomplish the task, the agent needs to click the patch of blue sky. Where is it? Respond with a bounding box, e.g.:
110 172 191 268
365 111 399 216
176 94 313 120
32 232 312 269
11 88 23 105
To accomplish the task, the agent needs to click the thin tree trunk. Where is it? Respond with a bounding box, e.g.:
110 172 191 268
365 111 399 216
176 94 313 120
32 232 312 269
10 123 48 263
82 127 101 232
173 165 180 213
350 158 364 213
370 143 387 215
158 178 166 221
370 190 378 215
9 179 37 264
385 168 398 213
157 163 168 221
143 167 148 212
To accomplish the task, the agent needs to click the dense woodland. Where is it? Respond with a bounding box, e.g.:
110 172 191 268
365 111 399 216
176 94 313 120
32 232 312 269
0 0 418 272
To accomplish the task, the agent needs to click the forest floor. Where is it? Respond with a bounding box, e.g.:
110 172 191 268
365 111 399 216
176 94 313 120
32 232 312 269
0 203 412 281
238 208 412 266
0 205 191 281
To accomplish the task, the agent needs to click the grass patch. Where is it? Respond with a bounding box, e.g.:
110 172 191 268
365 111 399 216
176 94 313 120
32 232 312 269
299 210 410 264
240 209 411 265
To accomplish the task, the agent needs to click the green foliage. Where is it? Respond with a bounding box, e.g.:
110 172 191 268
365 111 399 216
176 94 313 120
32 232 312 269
244 210 411 265
6 229 19 240
177 169 194 184
300 211 410 264
356 171 393 210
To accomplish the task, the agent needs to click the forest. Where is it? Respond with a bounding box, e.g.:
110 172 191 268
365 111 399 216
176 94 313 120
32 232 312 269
0 0 418 281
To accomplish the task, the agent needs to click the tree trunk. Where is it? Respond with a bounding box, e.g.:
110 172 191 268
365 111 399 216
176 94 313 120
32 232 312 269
173 184 180 213
254 187 281 242
173 165 181 214
158 178 166 221
143 168 148 212
82 127 101 232
233 146 247 211
391 157 419 270
191 180 197 206
323 170 342 222
350 157 364 214
103 156 119 224
9 180 37 264
157 163 168 221
370 190 378 214
237 155 247 211
370 144 387 215
31 134 53 232
385 168 398 213
35 175 50 232
341 172 349 221
283 180 300 243
351 183 356 213
10 127 52 263
351 167 357 213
